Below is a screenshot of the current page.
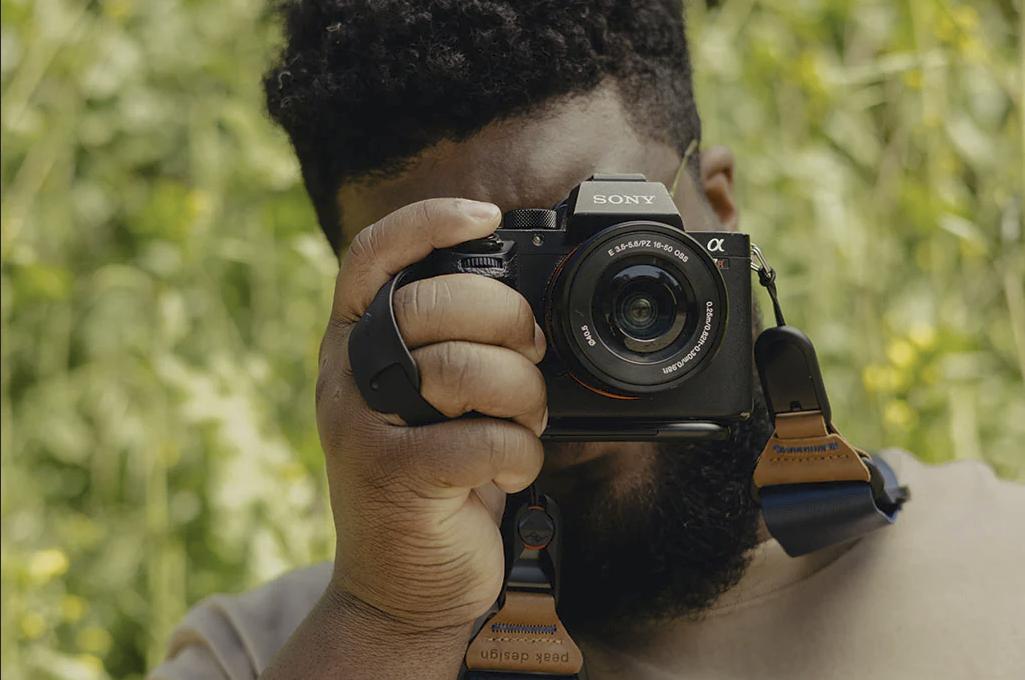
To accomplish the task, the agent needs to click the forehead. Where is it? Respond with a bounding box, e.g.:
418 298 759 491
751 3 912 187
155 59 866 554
337 84 683 242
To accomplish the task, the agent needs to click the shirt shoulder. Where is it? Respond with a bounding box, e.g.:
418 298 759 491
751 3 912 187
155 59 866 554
873 448 1025 597
853 451 1025 675
879 447 1025 540
601 452 1025 680
802 450 1025 677
149 562 332 680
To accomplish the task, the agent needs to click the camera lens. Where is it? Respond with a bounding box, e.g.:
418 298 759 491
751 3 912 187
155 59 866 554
622 296 654 329
549 221 727 394
603 263 689 353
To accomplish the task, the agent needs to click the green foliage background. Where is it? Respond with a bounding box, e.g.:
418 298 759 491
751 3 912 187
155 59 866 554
1 0 1022 677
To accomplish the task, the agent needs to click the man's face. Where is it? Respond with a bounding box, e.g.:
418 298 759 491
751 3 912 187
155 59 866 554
339 82 769 629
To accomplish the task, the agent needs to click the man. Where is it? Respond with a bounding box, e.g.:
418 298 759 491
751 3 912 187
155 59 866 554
151 1 1024 678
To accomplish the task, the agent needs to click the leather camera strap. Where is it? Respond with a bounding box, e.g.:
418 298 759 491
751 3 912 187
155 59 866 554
461 490 583 679
464 591 582 676
753 408 908 556
752 326 909 556
750 250 909 556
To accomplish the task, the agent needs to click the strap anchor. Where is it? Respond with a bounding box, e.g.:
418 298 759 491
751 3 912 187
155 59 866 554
464 486 583 678
749 244 909 556
752 323 910 556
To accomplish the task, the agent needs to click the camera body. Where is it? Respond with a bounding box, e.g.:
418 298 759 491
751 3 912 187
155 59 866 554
418 174 753 440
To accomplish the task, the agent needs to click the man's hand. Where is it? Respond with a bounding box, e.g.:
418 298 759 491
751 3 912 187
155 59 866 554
320 196 547 626
262 198 547 680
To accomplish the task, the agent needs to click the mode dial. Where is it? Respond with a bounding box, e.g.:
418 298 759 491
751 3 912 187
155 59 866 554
503 208 558 230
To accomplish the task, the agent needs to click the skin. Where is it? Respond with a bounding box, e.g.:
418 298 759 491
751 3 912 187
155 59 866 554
340 85 737 241
260 82 741 680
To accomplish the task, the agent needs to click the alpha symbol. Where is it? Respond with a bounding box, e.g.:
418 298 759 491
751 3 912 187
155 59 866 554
706 238 725 253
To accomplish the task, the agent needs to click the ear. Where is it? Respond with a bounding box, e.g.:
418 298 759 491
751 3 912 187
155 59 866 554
700 145 738 231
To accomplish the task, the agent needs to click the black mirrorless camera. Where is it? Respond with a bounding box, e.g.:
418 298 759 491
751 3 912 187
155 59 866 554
418 174 753 441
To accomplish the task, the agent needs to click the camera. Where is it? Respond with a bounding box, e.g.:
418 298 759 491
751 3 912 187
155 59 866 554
418 174 753 441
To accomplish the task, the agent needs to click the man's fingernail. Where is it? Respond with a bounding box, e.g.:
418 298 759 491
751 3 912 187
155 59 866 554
463 199 501 222
541 408 549 434
533 323 547 358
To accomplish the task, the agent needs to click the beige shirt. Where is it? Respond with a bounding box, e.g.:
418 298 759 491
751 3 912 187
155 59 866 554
149 451 1025 679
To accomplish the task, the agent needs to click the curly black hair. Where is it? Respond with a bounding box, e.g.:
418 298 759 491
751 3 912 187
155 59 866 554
264 1 700 252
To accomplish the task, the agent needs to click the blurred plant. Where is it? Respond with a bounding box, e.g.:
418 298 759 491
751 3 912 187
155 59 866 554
2 0 335 677
1 0 1022 678
691 0 1024 476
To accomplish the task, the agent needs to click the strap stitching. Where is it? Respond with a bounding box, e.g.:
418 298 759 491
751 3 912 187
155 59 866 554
491 623 556 634
764 454 857 463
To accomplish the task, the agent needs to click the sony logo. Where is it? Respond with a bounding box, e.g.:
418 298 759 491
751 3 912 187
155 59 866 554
592 194 656 206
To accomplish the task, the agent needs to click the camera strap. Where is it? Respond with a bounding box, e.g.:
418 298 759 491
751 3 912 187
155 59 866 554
349 268 447 426
750 247 910 556
462 486 584 679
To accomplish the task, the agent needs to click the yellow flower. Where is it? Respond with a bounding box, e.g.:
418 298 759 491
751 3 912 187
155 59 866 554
77 626 113 655
28 548 69 584
887 339 916 369
795 52 825 95
909 324 937 350
62 594 88 622
863 364 907 393
902 69 922 89
884 400 916 429
20 612 46 640
187 189 212 224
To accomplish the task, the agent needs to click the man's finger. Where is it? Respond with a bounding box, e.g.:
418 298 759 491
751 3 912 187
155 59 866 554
332 198 501 323
404 417 545 494
473 483 507 525
413 341 548 437
394 274 546 363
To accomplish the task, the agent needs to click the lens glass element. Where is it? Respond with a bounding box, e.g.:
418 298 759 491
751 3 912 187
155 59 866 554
603 263 689 353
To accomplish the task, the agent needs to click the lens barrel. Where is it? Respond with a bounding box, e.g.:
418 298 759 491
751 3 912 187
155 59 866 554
549 221 727 394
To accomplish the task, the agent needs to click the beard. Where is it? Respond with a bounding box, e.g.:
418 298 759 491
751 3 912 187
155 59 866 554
538 386 773 632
